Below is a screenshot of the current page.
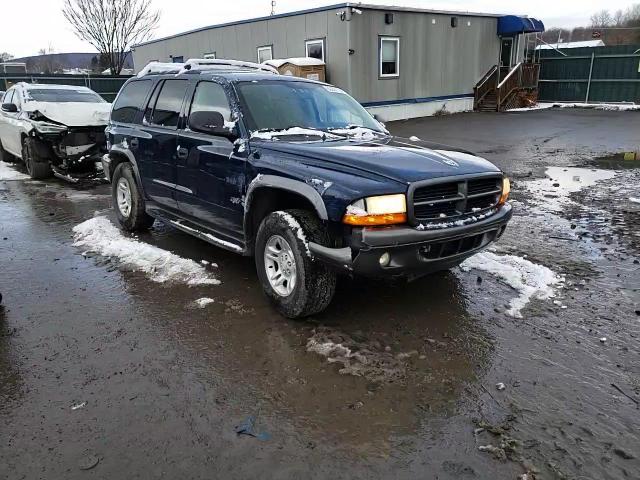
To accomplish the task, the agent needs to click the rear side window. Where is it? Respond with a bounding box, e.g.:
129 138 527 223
189 82 232 122
150 80 188 128
111 80 152 124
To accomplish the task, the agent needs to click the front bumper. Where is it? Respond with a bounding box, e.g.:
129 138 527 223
309 204 513 278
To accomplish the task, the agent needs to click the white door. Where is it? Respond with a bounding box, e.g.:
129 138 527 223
0 88 23 156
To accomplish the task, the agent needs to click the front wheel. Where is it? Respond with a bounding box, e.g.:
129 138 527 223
255 209 337 318
112 162 154 232
22 138 52 179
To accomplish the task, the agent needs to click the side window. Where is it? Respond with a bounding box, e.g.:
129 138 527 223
189 82 232 123
143 82 162 124
305 39 325 61
257 46 273 63
379 37 400 78
150 80 188 128
112 80 152 124
12 89 22 110
172 56 184 63
3 89 14 105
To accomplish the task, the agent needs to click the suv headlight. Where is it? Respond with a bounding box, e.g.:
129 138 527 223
32 121 68 134
343 194 407 226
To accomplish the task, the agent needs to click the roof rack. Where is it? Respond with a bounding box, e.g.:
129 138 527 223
136 58 279 78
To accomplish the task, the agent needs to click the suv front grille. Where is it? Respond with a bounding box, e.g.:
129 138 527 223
409 174 503 224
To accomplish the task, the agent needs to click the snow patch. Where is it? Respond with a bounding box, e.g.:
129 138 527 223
416 209 497 230
251 127 340 140
0 162 30 181
194 297 215 308
275 211 310 256
345 204 368 216
409 136 421 142
630 197 640 204
307 178 333 193
329 126 378 140
461 251 563 317
509 102 640 113
72 216 221 285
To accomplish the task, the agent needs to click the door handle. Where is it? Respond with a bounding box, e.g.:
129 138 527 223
176 146 189 160
129 137 139 149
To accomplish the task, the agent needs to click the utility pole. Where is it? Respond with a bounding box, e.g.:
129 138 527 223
271 1 275 16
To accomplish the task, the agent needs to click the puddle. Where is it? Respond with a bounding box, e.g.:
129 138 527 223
523 167 616 212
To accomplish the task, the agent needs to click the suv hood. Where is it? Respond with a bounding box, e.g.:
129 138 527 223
253 136 500 184
23 101 111 127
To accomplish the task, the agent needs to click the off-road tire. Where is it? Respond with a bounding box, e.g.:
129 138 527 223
22 138 52 179
112 162 154 232
0 139 14 163
255 209 337 318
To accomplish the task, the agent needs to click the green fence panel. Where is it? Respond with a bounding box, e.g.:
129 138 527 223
538 44 640 103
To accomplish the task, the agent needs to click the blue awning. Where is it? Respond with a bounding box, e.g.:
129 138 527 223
498 16 545 36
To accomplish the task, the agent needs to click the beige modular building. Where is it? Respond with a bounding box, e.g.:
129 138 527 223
132 3 544 120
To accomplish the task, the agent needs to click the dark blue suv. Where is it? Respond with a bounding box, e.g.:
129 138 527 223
103 59 512 318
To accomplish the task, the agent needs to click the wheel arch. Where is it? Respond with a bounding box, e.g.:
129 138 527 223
107 146 145 196
244 175 328 255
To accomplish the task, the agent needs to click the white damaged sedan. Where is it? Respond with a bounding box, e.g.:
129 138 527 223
0 83 111 180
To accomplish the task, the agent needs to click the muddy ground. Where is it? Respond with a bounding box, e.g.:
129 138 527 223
1 109 639 479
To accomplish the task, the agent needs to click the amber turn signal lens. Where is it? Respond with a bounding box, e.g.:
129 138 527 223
499 177 510 205
343 212 407 226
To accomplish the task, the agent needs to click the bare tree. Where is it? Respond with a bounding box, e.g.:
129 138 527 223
590 9 613 27
63 0 160 75
0 52 13 62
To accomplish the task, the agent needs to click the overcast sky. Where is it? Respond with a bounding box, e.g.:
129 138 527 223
2 0 635 57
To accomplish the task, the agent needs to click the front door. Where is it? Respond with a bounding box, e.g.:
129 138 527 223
500 38 514 67
137 79 189 210
0 88 23 156
176 80 246 240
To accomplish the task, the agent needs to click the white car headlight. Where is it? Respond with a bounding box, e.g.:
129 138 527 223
32 121 68 134
343 194 407 225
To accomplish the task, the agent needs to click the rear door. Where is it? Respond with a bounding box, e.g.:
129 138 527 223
176 80 246 239
137 79 189 210
0 88 22 156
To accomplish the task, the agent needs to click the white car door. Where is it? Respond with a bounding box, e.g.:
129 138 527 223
0 87 23 156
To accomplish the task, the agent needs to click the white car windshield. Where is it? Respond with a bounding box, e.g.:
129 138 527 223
236 80 385 137
25 88 105 103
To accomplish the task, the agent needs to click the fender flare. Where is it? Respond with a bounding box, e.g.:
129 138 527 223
244 174 329 237
108 146 145 194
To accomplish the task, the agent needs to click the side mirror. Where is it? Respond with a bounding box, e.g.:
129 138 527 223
189 110 237 140
1 103 18 113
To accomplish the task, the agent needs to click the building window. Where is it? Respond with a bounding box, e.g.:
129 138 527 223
305 39 324 61
171 56 184 63
204 52 216 59
379 37 399 78
257 46 273 63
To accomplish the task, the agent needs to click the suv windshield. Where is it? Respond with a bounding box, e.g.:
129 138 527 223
25 88 105 103
236 80 384 137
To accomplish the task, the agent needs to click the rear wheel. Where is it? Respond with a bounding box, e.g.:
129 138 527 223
22 138 52 179
112 162 154 232
255 209 336 318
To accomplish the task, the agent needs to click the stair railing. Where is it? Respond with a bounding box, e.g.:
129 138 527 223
474 65 498 110
497 62 523 109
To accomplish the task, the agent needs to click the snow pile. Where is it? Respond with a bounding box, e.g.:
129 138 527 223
409 136 421 141
509 102 640 113
630 197 640 204
194 297 215 308
264 57 325 68
0 162 30 181
73 216 221 285
461 251 563 317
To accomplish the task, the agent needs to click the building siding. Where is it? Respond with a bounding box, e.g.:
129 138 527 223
131 7 349 87
348 9 499 105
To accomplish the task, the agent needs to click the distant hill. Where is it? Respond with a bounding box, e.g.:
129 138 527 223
10 52 133 74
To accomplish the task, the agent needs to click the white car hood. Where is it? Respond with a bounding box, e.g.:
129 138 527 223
23 101 111 127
